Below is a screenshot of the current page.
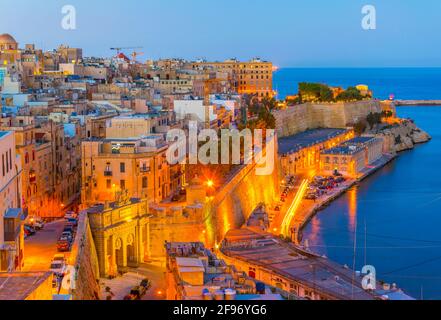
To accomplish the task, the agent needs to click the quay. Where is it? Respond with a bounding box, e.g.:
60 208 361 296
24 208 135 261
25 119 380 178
290 153 397 244
393 100 441 106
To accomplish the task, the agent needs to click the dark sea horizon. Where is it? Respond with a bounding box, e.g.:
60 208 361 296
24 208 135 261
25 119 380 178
274 68 441 300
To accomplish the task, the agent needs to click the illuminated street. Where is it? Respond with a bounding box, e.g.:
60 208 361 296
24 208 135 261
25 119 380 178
23 220 67 272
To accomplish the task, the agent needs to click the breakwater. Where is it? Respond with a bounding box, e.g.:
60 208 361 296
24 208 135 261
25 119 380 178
394 100 441 106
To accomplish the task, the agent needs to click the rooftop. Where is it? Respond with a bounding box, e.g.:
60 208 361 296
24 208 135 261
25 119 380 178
321 136 380 155
278 128 349 155
0 272 52 300
222 229 412 300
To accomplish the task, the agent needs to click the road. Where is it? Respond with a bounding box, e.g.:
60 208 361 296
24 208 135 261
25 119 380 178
23 220 67 272
100 263 166 300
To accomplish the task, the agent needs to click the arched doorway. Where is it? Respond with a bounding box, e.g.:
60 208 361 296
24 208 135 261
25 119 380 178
115 238 124 268
126 234 137 267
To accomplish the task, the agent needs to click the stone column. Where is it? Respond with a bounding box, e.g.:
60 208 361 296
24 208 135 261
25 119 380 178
121 238 127 267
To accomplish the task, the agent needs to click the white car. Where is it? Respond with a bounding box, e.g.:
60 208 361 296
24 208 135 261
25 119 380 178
50 260 67 276
64 211 78 220
52 254 66 263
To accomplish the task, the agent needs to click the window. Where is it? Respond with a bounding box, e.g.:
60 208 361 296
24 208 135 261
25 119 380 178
106 179 111 189
120 180 126 190
142 177 148 189
5 150 9 173
120 162 126 173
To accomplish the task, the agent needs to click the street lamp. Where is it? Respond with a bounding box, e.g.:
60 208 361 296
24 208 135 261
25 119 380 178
206 180 214 188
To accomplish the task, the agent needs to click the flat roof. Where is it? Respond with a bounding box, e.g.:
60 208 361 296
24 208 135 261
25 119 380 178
223 229 376 300
0 272 52 300
321 136 380 155
321 145 364 155
278 128 349 155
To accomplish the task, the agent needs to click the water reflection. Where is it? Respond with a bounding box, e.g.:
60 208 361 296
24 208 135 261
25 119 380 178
348 186 358 231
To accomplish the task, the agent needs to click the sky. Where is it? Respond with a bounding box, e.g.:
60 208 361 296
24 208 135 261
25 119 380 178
1 0 441 67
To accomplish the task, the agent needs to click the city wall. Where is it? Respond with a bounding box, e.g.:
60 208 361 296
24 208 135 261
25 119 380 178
273 100 387 137
206 156 281 247
70 212 101 300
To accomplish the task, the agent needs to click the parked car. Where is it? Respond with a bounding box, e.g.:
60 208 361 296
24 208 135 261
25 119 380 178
64 211 76 219
63 226 74 234
52 254 66 263
27 217 45 230
61 232 73 242
50 260 67 276
24 225 36 236
67 218 78 226
140 279 152 291
57 240 70 252
130 286 146 300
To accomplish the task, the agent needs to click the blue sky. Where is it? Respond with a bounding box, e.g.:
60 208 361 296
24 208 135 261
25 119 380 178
2 0 441 67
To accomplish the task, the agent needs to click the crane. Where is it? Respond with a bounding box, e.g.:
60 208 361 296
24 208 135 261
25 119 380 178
131 51 144 62
110 46 143 55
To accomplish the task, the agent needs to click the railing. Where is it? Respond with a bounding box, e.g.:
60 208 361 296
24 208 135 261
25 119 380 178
104 171 113 177
139 167 151 173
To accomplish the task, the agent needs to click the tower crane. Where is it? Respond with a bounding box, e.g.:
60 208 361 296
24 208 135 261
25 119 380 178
110 46 143 55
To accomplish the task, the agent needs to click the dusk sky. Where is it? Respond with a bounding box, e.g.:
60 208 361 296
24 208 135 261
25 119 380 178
2 0 441 67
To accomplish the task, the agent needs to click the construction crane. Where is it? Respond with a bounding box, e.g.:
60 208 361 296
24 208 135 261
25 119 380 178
131 51 144 62
110 46 143 55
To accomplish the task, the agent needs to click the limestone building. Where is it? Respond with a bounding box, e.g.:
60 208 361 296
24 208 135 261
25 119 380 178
320 136 384 178
0 131 24 272
81 135 181 206
186 58 273 99
87 197 150 277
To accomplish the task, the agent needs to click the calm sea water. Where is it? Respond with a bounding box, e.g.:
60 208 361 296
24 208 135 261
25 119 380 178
274 68 441 300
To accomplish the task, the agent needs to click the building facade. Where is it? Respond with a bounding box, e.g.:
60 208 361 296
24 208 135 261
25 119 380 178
0 131 24 272
320 136 384 178
87 197 150 277
81 135 179 207
186 59 273 99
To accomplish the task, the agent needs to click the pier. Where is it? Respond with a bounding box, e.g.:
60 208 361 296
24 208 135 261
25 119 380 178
393 100 441 106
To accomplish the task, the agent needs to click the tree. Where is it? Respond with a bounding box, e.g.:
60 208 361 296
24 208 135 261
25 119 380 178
354 120 367 135
336 87 364 102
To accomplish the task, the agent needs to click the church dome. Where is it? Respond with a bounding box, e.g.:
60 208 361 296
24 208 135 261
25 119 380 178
0 34 17 44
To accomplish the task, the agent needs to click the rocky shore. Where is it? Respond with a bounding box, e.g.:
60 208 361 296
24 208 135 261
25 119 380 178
371 120 431 153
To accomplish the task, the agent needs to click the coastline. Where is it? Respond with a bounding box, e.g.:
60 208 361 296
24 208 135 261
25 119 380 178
294 153 397 245
294 120 431 245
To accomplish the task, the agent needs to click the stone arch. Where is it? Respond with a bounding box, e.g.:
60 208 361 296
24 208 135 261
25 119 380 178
126 233 136 266
115 237 124 267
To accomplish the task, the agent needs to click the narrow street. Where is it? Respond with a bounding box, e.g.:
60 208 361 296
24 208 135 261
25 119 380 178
22 220 67 272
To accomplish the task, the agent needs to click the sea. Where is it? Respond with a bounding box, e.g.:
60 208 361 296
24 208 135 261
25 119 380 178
274 68 441 299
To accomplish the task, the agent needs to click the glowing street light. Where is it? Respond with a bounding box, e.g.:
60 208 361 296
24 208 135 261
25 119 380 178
206 180 214 188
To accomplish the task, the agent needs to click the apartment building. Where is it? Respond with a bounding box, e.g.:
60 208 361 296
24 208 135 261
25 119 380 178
186 58 273 99
0 116 81 218
0 131 24 272
81 135 179 206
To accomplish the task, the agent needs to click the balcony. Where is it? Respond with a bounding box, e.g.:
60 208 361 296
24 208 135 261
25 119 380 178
139 167 151 174
4 208 23 242
104 171 113 177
